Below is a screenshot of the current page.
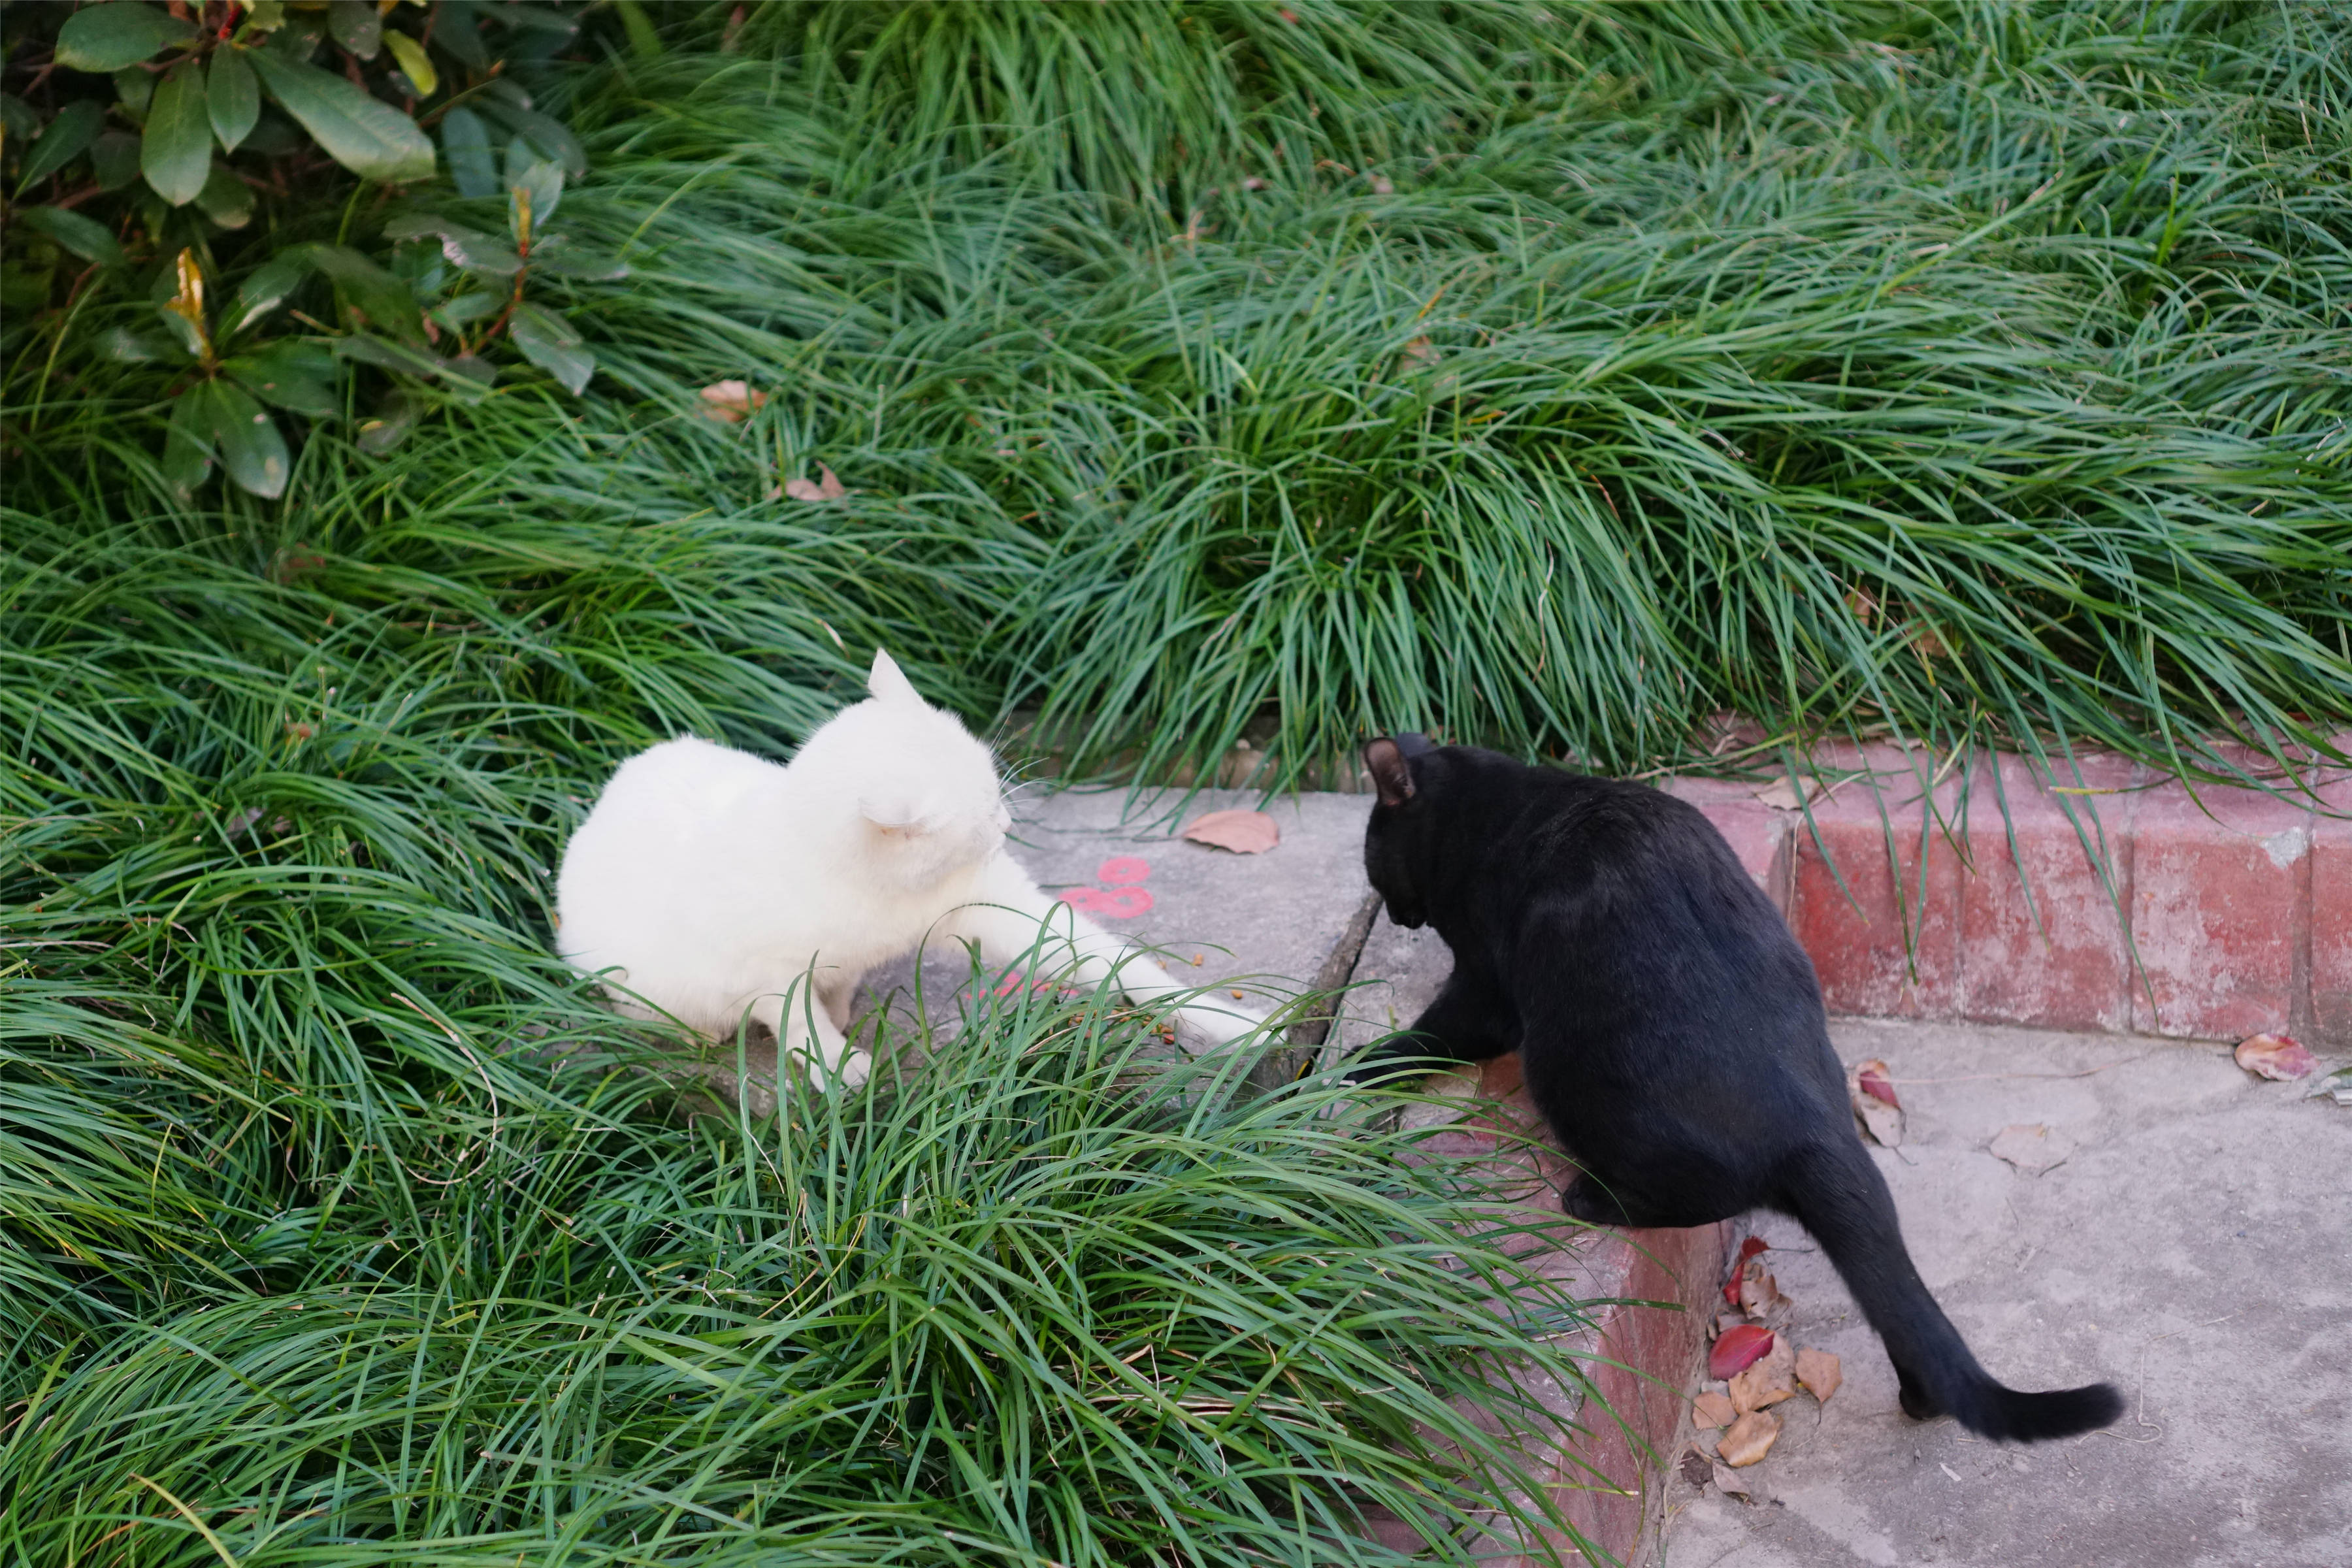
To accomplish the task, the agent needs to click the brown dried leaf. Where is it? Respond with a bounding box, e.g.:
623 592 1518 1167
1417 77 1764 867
1678 1448 1714 1490
1715 1409 1782 1467
1752 774 1824 811
1795 1346 1842 1404
696 380 766 423
2235 1032 2316 1081
782 465 847 502
1691 1389 1736 1429
1401 335 1439 367
1737 1258 1790 1325
1180 808 1280 855
1848 1058 1904 1147
1729 1333 1796 1414
1988 1122 2073 1176
1712 1460 1765 1503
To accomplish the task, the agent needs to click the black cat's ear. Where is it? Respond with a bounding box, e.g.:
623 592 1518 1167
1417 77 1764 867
1364 737 1416 807
1395 732 1436 758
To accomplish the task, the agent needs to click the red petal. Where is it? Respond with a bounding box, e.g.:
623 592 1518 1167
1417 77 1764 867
1709 1324 1775 1381
1858 1065 1901 1108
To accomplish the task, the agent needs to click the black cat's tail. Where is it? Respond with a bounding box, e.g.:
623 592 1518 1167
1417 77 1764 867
1778 1139 2121 1443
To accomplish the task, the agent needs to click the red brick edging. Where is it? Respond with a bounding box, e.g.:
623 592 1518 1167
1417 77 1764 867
1661 744 2350 1045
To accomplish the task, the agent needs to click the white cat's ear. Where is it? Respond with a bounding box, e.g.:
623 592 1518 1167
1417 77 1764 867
859 792 928 832
867 649 923 706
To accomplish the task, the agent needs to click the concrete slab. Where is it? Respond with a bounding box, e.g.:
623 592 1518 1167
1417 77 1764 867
1659 1020 2352 1568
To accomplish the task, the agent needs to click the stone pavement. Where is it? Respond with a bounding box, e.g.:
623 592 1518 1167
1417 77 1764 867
1659 1020 2351 1568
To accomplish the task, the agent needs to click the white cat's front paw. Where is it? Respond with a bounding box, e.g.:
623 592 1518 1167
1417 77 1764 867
825 1049 873 1091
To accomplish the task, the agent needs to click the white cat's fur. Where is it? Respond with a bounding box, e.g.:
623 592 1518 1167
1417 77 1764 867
555 649 1265 1090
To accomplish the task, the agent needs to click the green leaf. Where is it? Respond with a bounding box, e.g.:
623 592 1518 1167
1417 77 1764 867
15 100 108 195
142 60 212 206
102 325 172 361
327 0 382 61
224 339 341 417
333 330 489 402
14 205 125 265
301 243 427 343
162 381 220 497
91 129 142 190
210 379 292 498
56 3 198 74
115 68 154 122
508 301 592 394
195 161 255 229
433 2 487 71
0 93 39 144
384 213 521 276
476 98 585 178
225 253 309 338
439 107 496 198
248 48 434 183
527 234 629 280
207 46 260 152
382 29 437 97
507 158 562 243
429 290 502 330
613 0 664 58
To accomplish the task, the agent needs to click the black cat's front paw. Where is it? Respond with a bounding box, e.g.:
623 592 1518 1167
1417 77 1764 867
1559 1175 1631 1226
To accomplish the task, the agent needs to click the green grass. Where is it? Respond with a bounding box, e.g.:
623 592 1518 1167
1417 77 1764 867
5 1 2352 1561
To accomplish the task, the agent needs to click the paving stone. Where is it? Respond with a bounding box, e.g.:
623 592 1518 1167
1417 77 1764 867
2127 777 2312 1039
1955 751 2141 1033
1662 1020 2352 1568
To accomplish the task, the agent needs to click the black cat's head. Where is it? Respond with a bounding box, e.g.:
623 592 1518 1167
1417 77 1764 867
1361 732 1441 928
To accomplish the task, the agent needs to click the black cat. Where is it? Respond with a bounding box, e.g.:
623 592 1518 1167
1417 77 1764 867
1351 734 2121 1443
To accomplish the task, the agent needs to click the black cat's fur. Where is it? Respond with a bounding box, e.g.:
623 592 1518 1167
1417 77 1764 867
1352 734 2121 1444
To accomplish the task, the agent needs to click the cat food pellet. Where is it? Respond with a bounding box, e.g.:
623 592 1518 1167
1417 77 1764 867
1230 989 1244 999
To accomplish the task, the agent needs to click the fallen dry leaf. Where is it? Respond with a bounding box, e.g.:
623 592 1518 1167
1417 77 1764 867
1729 1333 1796 1414
1180 808 1280 855
1712 1460 1765 1503
781 465 847 502
1715 1409 1782 1468
1752 774 1825 811
1401 335 1439 367
1795 1346 1842 1404
1678 1449 1714 1490
1714 1311 1748 1341
2234 1032 2316 1081
697 380 766 423
1691 1390 1736 1430
1988 1122 2073 1176
1848 1057 1905 1147
1737 1258 1791 1326
1708 1323 1774 1381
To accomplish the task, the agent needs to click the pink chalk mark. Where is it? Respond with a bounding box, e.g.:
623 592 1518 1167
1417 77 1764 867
1098 855 1151 885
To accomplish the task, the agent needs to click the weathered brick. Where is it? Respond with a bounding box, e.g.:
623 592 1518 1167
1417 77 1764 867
2127 778 2312 1039
2309 745 2352 1045
1957 751 2139 1032
1788 746 1965 1018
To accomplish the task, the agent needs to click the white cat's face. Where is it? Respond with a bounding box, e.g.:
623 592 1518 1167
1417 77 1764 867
794 651 1010 890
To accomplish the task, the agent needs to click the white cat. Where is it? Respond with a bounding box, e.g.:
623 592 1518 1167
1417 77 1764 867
555 649 1266 1091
